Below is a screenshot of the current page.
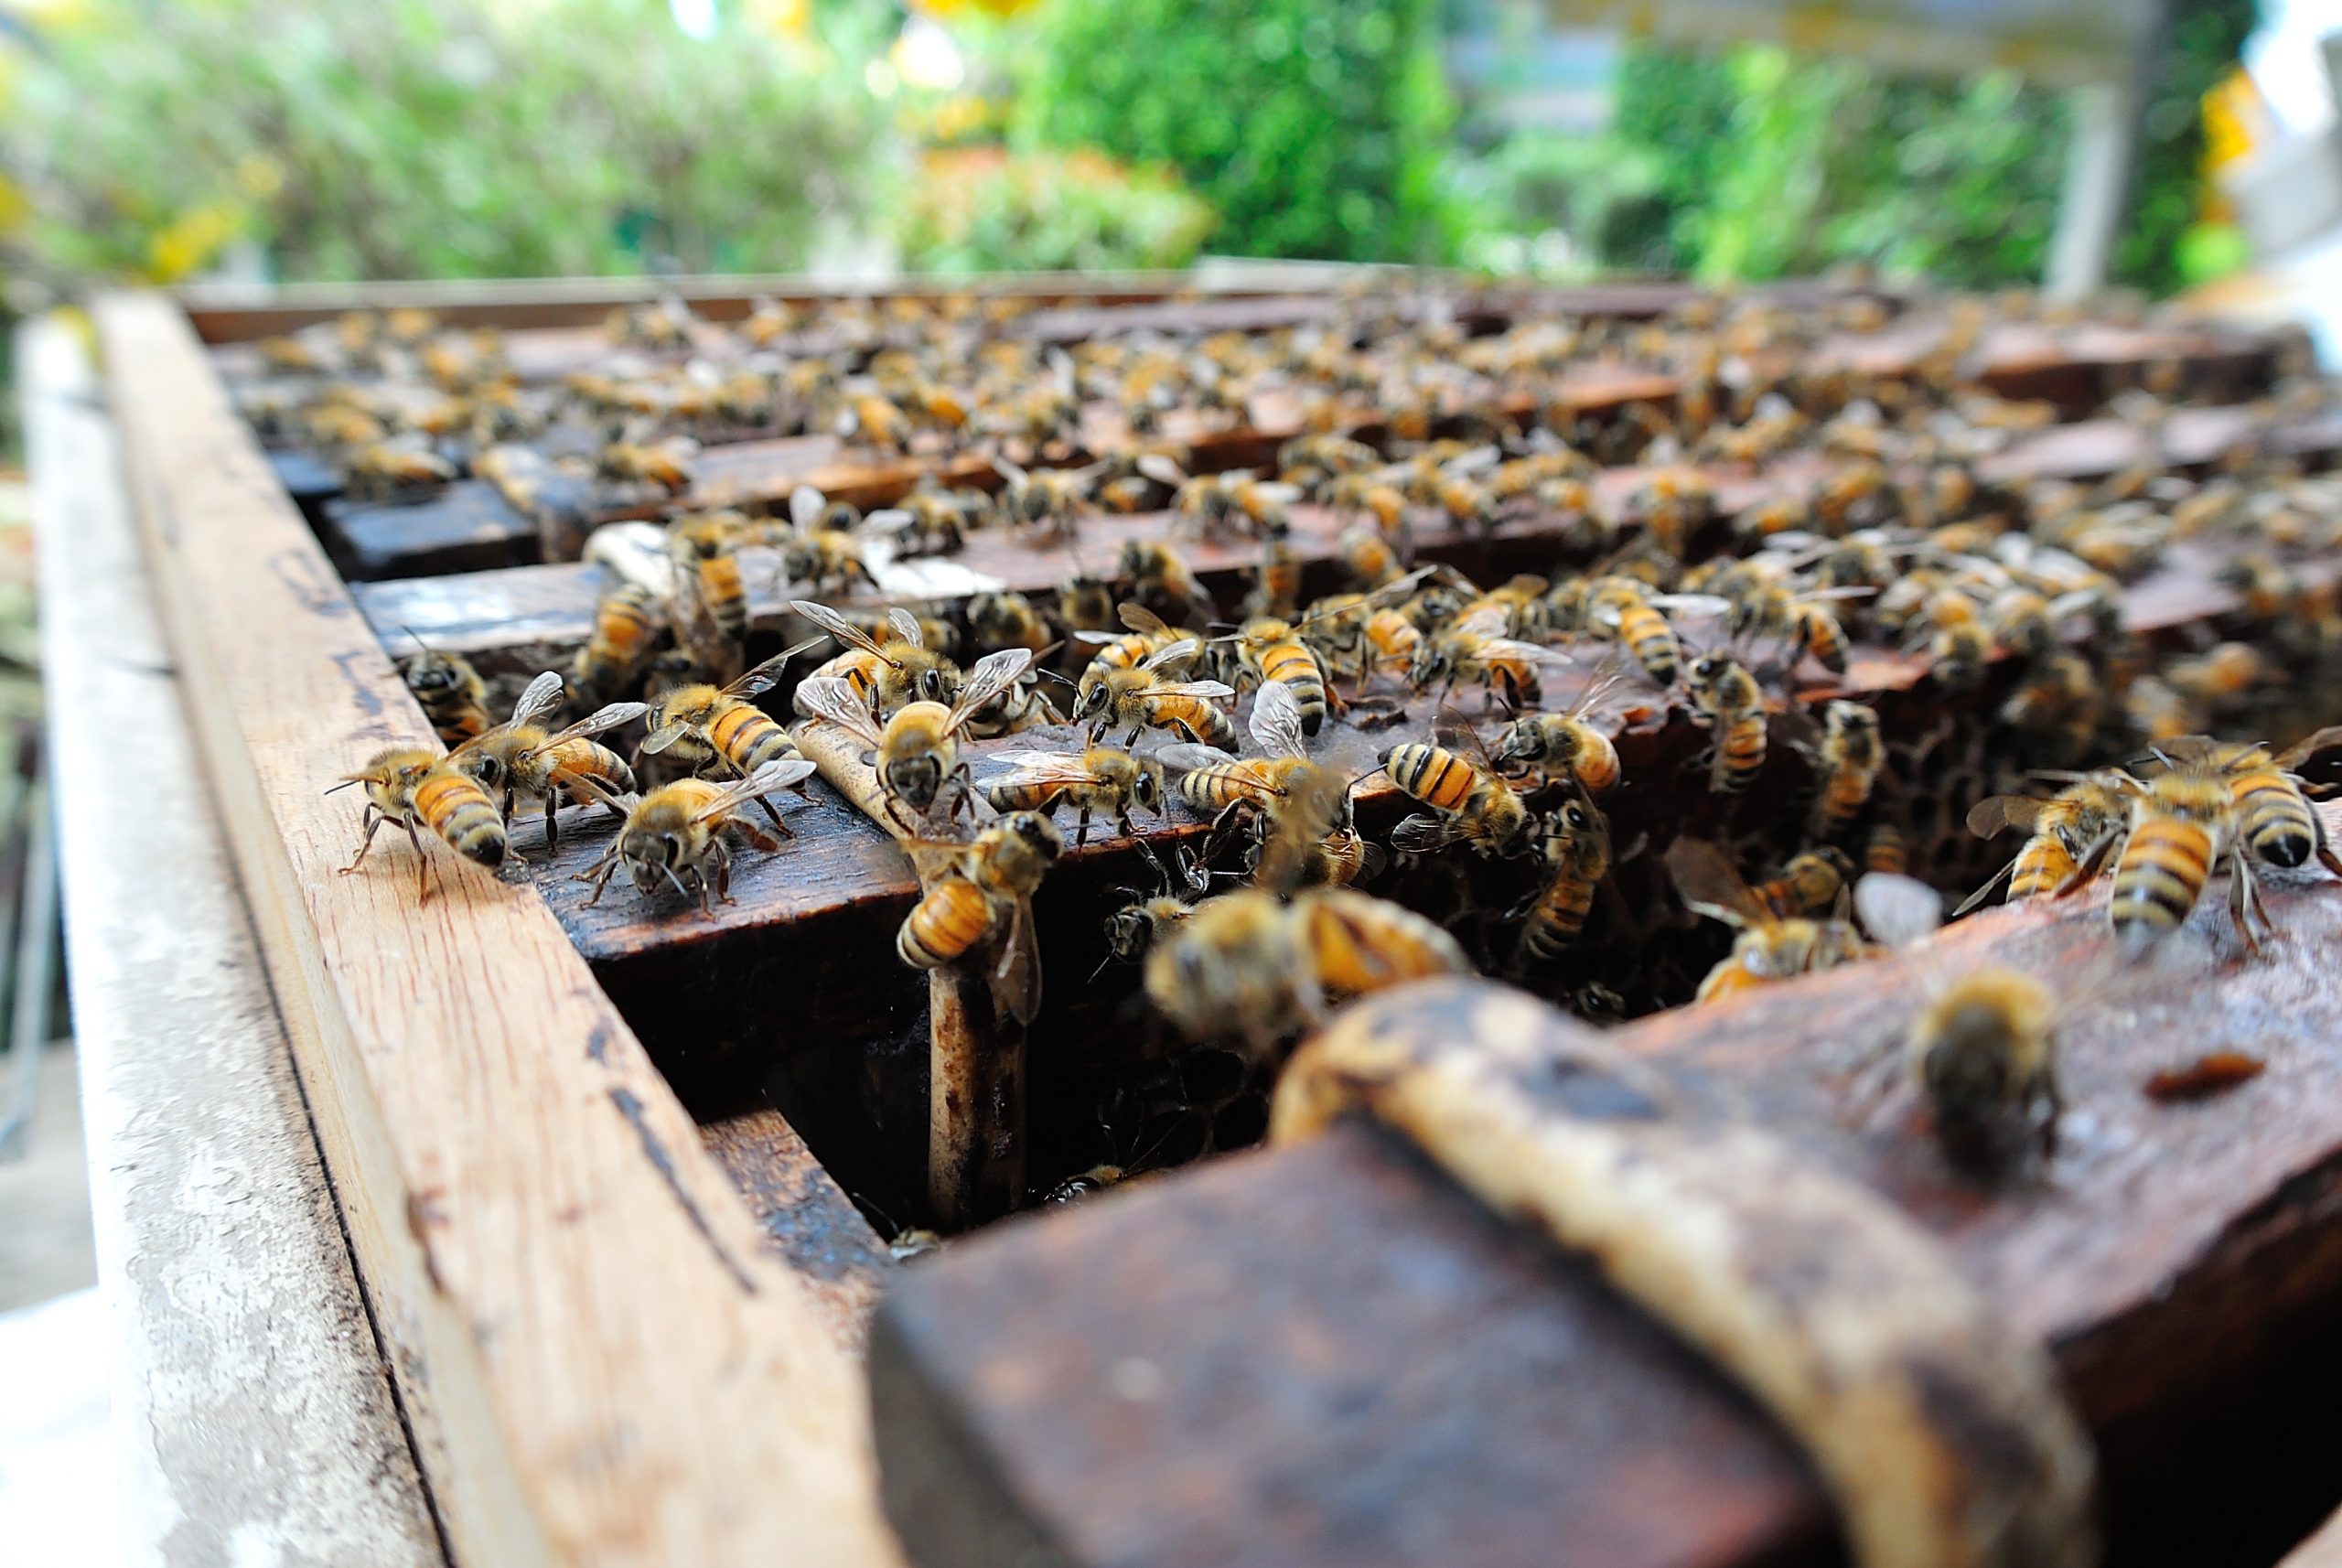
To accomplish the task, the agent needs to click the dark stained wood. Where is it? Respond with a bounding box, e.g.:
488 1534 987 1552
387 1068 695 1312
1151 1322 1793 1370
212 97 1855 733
872 814 2342 1568
322 480 537 579
700 1106 892 1353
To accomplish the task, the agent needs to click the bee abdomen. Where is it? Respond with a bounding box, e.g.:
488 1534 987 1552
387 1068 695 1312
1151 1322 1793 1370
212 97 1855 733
1714 719 1767 792
1384 745 1475 812
898 880 994 969
2110 822 2212 936
711 705 796 773
414 771 507 866
2236 777 2315 867
1519 878 1595 961
2009 835 2078 900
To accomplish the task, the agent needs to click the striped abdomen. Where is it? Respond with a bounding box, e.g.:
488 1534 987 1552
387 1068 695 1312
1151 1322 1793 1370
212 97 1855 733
1817 759 1877 829
806 650 884 712
1710 714 1767 793
420 691 489 749
1795 604 1849 673
1363 610 1419 670
897 878 997 970
1175 758 1285 814
1519 873 1596 963
697 554 747 640
542 737 634 798
2233 769 2317 868
1152 695 1236 749
1864 822 1911 876
708 701 800 774
1617 604 1680 685
2109 818 2213 942
2008 832 2079 901
1302 896 1462 996
1255 641 1327 734
413 768 507 865
1382 745 1479 814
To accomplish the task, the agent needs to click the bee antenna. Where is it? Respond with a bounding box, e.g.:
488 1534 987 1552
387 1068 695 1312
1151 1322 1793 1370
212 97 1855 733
323 778 362 795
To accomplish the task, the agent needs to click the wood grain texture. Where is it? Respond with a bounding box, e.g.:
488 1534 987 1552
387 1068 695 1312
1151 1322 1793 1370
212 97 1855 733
700 1107 891 1354
874 803 2342 1568
94 291 901 1568
26 316 446 1568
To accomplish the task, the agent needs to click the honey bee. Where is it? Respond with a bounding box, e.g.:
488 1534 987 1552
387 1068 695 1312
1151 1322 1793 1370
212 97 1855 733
2054 755 2263 957
1666 837 1868 1003
1143 457 1300 540
1221 618 1338 735
1075 601 1198 706
332 747 508 899
1242 527 1304 621
1864 818 1912 876
798 648 1033 832
880 482 973 558
638 639 822 812
1114 538 1216 627
774 487 883 597
449 671 650 854
1620 467 1716 556
1806 700 1882 835
1928 620 1993 693
790 600 962 718
343 442 457 500
1327 472 1413 538
1682 653 1767 794
398 632 489 748
2165 732 2342 880
983 745 1167 846
965 591 1054 658
1854 873 2062 1172
573 760 814 911
1144 887 1468 1048
1075 639 1238 750
666 511 751 648
1589 577 1686 688
572 579 664 705
1179 683 1378 895
1336 524 1406 590
1381 710 1537 859
2163 641 2266 715
835 390 914 456
1494 664 1628 795
1959 771 2133 913
1726 579 1869 676
596 437 695 497
1277 434 1379 490
1511 788 1614 967
1408 605 1563 711
1056 570 1116 638
1755 846 1856 918
737 295 800 348
993 458 1101 543
605 297 694 350
898 811 1062 1025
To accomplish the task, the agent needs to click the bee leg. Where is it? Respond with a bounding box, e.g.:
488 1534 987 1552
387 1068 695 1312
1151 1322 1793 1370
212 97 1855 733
576 857 620 906
2051 830 2123 898
543 798 561 856
407 822 435 904
756 793 793 835
2227 863 2265 956
1075 806 1093 847
338 808 387 875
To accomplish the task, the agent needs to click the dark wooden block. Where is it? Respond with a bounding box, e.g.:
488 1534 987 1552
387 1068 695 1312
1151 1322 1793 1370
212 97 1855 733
322 481 538 580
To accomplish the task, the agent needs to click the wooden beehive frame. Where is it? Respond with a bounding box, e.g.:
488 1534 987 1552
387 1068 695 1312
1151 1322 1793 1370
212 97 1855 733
85 273 2331 1566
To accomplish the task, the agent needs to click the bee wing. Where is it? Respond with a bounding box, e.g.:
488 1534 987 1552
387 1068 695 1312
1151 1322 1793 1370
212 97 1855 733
1430 704 1497 762
639 721 693 756
984 750 1098 787
507 670 568 729
723 636 826 699
1149 681 1236 701
693 758 819 821
793 675 886 743
1798 586 1877 604
790 485 823 532
1118 602 1172 636
1965 794 2052 839
1135 454 1189 489
1443 445 1502 477
1248 681 1309 760
993 896 1043 1026
544 702 651 745
1389 812 1466 855
887 607 928 650
1142 638 1202 672
1153 742 1238 777
990 455 1030 488
2273 725 2342 771
859 509 914 538
1663 836 1767 928
1251 482 1303 504
1486 637 1572 668
790 599 893 662
1853 872 1944 951
1649 593 1733 620
947 649 1036 730
1450 606 1511 639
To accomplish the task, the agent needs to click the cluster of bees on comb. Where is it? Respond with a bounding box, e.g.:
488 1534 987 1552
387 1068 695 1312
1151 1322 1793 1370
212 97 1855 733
278 281 2342 1203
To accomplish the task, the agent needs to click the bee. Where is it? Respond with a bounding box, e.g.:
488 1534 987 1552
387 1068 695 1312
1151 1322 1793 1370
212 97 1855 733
1999 650 2101 762
1494 664 1628 795
1056 570 1116 638
2055 757 2262 957
1144 888 1467 1048
1512 788 1614 967
1806 700 1882 835
1727 580 1868 676
332 747 508 900
1327 472 1412 538
1075 602 1198 707
2163 642 2266 715
1075 639 1238 750
398 632 489 748
595 438 695 497
1113 539 1216 628
1682 653 1767 794
1928 620 1993 693
774 487 882 598
1755 846 1856 918
344 442 457 500
1959 772 2133 913
1222 618 1337 736
1854 873 2062 1172
1242 527 1304 621
797 643 1031 829
574 760 814 912
1144 458 1300 541
1336 524 1406 591
983 745 1167 846
738 295 800 348
1590 577 1685 688
571 579 664 705
993 458 1101 543
666 511 751 648
836 391 914 456
1620 467 1716 556
1864 819 1912 877
1408 605 1563 711
604 297 694 350
884 482 972 557
2171 732 2342 879
1381 710 1537 859
1178 682 1378 895
790 600 962 719
966 591 1053 658
897 811 1062 1025
638 639 822 815
1427 462 1501 535
449 671 650 854
1278 434 1379 489
1666 837 1868 1003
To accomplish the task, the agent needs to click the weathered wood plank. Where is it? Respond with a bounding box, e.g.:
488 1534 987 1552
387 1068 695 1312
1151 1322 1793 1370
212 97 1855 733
96 291 902 1568
873 811 2342 1568
27 316 447 1568
699 1107 891 1355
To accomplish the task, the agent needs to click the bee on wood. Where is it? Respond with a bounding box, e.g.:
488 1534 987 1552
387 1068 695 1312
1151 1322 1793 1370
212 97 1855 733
447 671 649 854
1753 847 1857 919
1667 837 1868 1003
1336 524 1407 591
898 811 1062 1025
1589 576 1688 688
983 745 1167 846
833 388 914 456
1381 709 1537 860
1074 639 1238 751
1959 772 2134 914
790 600 963 719
1681 652 1767 795
331 747 506 901
1056 569 1117 639
2052 753 2266 957
571 579 664 706
1494 663 1630 795
882 481 975 558
1327 471 1412 539
1141 456 1300 541
1113 538 1216 628
638 639 822 819
605 297 694 350
1168 683 1380 895
1802 700 1883 836
1219 618 1338 736
965 592 1054 659
1511 787 1614 968
595 436 696 498
397 631 489 749
666 510 752 649
2214 727 2342 878
573 760 815 912
1407 605 1565 712
1241 526 1304 622
795 648 1034 832
1074 602 1197 708
993 458 1101 544
343 441 457 501
771 486 883 598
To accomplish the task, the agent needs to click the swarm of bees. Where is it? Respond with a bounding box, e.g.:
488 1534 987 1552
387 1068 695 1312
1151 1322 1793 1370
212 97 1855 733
296 281 2342 1218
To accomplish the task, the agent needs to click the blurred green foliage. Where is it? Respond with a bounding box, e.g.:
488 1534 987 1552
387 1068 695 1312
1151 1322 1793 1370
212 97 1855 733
0 0 890 285
1017 0 1462 262
895 146 1216 272
2117 0 2257 296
